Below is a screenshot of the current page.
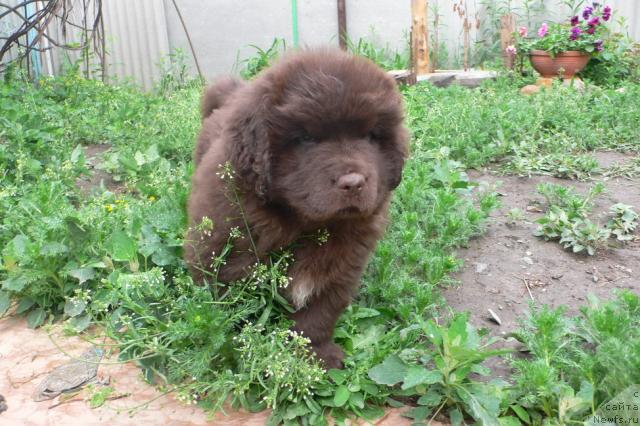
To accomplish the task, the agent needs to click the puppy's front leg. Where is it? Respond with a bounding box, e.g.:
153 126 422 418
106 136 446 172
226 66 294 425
289 280 353 369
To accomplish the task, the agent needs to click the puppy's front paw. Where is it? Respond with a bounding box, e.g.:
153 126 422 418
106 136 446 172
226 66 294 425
312 342 344 369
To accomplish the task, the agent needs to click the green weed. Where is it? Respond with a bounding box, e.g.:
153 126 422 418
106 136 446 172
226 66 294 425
533 183 638 255
368 313 512 424
510 292 640 424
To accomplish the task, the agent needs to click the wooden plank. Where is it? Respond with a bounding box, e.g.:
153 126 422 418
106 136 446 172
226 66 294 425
337 0 347 50
411 0 430 75
500 14 516 69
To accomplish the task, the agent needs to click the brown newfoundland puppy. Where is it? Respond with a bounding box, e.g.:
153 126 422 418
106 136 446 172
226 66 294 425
185 48 409 369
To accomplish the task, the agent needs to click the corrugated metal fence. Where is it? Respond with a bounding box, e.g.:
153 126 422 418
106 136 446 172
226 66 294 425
1 0 639 89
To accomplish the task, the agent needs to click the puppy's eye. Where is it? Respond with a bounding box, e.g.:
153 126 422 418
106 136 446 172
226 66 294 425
295 134 315 144
368 130 383 142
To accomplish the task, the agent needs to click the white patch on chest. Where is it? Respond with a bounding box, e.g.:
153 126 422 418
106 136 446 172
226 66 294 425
290 276 317 310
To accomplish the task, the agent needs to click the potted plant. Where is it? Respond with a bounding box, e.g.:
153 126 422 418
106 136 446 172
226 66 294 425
507 3 612 79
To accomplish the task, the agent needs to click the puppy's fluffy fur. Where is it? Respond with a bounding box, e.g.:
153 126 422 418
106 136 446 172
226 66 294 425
185 49 409 368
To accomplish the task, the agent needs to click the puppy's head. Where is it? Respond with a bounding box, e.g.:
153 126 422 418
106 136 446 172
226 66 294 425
227 49 409 222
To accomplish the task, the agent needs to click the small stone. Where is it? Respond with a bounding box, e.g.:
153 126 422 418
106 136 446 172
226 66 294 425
551 274 563 280
475 263 489 274
522 256 534 265
526 251 532 256
520 84 541 96
562 77 585 92
536 77 554 88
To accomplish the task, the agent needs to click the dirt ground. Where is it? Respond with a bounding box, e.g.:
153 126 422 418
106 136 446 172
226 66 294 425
444 151 640 378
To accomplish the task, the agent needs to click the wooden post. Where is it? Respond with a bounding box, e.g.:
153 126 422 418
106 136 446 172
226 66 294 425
411 0 430 75
500 14 516 69
337 0 347 50
432 11 439 72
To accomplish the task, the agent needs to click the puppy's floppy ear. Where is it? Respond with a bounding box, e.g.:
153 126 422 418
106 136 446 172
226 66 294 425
201 77 243 120
388 125 410 190
227 92 272 200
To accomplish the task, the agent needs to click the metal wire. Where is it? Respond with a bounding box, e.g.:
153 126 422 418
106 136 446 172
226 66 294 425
0 0 105 79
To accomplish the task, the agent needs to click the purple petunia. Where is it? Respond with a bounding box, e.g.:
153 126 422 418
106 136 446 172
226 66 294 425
570 26 582 40
594 39 604 51
603 5 612 21
587 26 596 34
570 15 580 26
582 6 594 19
588 16 600 26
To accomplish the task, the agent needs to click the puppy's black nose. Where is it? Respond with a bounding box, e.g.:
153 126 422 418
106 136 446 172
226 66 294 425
336 173 365 192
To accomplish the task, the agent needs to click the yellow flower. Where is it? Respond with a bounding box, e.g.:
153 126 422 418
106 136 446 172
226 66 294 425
105 204 114 212
148 195 156 202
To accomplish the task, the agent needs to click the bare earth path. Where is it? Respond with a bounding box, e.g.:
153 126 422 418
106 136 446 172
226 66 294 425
444 152 640 379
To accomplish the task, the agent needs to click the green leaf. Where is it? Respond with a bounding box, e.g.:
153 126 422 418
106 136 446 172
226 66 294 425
417 389 443 407
69 267 95 285
145 144 160 163
499 416 522 426
422 319 443 346
64 299 87 317
361 382 379 396
368 354 407 385
352 324 386 349
386 398 405 408
457 384 501 424
27 308 46 328
7 234 30 258
359 405 385 421
15 298 35 314
68 314 92 332
328 369 348 385
351 307 381 319
350 391 365 409
88 386 114 408
2 274 29 292
118 154 139 172
151 248 175 266
283 402 310 420
70 144 85 164
0 290 11 315
401 365 443 389
134 151 146 167
449 407 464 426
109 231 137 261
510 405 530 424
333 385 350 407
40 242 69 257
402 405 430 421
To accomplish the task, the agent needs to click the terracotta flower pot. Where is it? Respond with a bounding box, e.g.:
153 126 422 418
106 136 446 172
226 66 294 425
529 50 591 78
